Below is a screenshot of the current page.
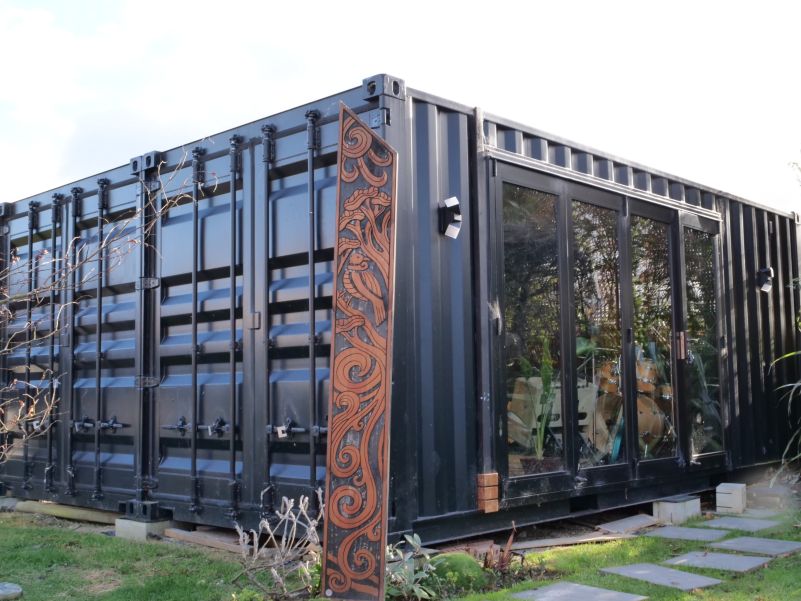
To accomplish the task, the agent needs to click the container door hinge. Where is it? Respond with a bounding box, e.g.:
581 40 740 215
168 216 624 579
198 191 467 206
135 376 160 389
245 311 262 330
135 277 160 290
368 107 391 129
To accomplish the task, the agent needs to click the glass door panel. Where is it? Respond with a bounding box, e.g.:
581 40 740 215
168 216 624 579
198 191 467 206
683 227 723 456
572 200 625 468
631 215 677 459
502 183 564 476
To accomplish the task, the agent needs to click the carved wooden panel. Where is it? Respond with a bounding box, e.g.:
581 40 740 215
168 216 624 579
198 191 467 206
321 104 398 601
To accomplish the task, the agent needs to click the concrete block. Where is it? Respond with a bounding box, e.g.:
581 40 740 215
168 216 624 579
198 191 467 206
0 498 18 512
653 494 700 524
115 518 175 542
748 484 793 509
716 482 747 514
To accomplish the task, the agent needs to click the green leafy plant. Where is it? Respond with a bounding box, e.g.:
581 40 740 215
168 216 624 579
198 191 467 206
385 534 436 600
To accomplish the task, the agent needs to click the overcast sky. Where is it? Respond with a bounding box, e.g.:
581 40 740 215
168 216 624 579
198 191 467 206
1 0 799 214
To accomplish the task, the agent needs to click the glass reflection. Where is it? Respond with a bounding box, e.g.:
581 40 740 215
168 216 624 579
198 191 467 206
684 228 723 455
503 184 564 476
631 216 676 459
573 201 625 468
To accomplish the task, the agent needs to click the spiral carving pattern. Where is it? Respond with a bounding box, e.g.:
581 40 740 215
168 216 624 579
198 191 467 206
321 105 397 601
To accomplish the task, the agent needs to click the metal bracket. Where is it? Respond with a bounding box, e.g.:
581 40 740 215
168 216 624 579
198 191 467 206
161 416 192 436
192 147 206 185
135 277 160 290
261 125 276 164
135 376 160 389
73 416 95 432
28 201 40 231
197 417 229 437
70 187 83 217
305 111 321 150
98 416 128 432
97 178 110 211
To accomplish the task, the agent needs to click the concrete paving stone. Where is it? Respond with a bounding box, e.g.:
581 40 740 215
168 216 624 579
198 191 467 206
0 582 23 600
710 536 801 557
644 525 729 541
702 516 780 532
741 508 783 519
664 550 770 572
601 563 721 591
512 582 647 600
598 514 658 534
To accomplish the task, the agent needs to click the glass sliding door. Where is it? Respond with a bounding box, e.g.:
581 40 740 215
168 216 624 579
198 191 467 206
572 200 626 469
682 225 723 456
502 183 564 476
630 213 677 460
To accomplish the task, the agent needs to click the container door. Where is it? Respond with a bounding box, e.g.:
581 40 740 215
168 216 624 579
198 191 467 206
569 186 632 488
627 200 680 477
494 166 574 498
677 215 726 467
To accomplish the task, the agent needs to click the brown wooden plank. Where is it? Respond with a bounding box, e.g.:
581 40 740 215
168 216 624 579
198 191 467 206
510 531 635 551
163 527 245 554
321 104 398 601
476 472 499 487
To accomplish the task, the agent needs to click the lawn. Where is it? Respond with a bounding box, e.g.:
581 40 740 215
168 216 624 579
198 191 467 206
0 513 245 601
1 508 801 600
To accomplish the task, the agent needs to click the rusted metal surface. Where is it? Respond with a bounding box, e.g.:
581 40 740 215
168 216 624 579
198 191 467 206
321 105 398 601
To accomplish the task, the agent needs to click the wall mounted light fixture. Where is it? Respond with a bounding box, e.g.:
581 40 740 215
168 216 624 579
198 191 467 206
757 266 774 293
438 196 462 239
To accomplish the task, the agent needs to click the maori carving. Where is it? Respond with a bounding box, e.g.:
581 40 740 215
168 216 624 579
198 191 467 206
321 104 397 601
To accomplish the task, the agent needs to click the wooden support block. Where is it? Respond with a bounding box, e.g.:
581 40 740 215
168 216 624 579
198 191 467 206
477 485 498 501
14 500 119 524
163 527 247 554
716 482 747 514
477 472 499 487
478 499 499 513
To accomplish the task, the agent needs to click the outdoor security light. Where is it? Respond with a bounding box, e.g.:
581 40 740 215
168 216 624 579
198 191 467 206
758 266 774 293
438 196 462 239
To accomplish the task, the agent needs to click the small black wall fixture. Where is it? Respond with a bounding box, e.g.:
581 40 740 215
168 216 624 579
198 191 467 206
758 266 774 293
438 196 462 239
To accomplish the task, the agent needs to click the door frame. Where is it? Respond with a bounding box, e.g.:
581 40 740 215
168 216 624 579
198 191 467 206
676 213 728 471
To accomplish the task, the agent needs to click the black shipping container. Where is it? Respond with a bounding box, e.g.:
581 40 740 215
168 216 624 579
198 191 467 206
0 74 799 542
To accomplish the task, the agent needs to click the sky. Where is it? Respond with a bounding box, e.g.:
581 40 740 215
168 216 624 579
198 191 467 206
1 0 799 214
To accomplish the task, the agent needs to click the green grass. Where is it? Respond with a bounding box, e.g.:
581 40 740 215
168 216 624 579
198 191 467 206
0 513 244 601
454 509 801 601
3 509 801 600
